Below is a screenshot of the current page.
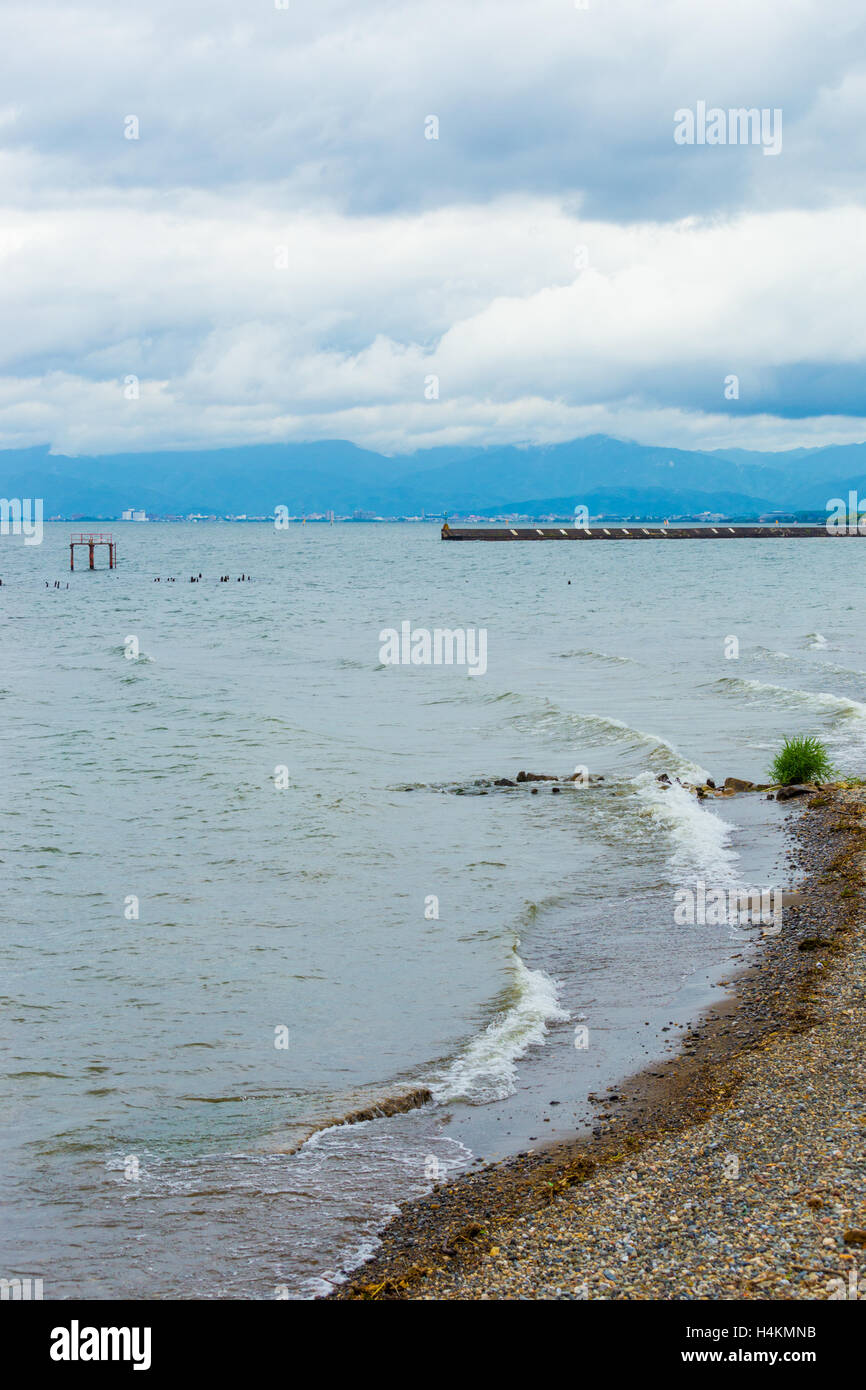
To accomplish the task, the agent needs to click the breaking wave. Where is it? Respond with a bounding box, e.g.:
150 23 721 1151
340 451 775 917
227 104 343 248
431 951 568 1104
509 699 709 780
631 771 739 887
714 676 866 733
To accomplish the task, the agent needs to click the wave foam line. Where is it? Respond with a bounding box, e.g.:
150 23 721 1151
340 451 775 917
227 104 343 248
431 951 568 1105
714 676 866 729
631 770 739 887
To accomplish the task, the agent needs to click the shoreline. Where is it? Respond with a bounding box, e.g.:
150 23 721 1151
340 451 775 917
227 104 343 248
329 785 866 1299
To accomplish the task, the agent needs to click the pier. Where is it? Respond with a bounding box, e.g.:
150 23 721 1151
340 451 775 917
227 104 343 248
70 533 117 569
441 523 856 541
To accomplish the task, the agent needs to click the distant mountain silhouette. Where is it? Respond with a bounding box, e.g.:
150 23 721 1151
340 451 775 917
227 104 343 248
2 435 865 517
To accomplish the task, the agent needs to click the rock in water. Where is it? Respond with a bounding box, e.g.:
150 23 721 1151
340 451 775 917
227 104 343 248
723 777 755 792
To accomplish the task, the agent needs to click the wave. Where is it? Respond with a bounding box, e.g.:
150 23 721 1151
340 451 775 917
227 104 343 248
743 644 866 679
480 690 526 703
713 676 866 730
805 632 829 649
631 771 739 887
509 699 709 781
557 648 637 665
431 950 568 1104
752 645 794 663
811 656 866 680
644 742 710 782
299 1131 474 1297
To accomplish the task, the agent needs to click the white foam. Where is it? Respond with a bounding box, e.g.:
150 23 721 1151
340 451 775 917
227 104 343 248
715 676 866 733
632 771 739 887
431 951 568 1104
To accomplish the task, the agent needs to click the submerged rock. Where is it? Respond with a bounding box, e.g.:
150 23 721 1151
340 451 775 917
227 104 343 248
333 1088 433 1127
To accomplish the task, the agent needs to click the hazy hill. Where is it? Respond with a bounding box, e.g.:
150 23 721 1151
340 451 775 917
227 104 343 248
1 435 864 517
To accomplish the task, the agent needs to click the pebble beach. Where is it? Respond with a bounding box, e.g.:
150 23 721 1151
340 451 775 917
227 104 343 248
333 787 866 1300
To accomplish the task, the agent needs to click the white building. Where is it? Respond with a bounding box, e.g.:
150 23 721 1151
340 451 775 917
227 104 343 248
122 508 147 521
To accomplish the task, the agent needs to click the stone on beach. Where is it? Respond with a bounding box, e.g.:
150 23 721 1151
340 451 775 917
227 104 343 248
776 784 817 801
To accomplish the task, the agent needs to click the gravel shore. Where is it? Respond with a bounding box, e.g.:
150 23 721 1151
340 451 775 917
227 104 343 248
332 787 866 1300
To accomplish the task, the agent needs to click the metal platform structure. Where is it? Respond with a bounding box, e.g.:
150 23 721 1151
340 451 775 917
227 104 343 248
70 533 117 569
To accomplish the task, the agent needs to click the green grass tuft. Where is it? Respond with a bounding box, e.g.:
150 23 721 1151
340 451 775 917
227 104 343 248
769 735 836 786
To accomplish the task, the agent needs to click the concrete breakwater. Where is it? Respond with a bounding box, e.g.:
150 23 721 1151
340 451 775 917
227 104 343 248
441 523 861 541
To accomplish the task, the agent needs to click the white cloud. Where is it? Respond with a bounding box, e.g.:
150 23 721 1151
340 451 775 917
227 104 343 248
1 196 866 453
1 0 865 454
1 0 863 214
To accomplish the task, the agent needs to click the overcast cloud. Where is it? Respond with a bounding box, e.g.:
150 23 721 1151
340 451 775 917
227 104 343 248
1 0 865 455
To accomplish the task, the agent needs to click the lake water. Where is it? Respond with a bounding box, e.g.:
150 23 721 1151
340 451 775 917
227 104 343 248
2 522 865 1297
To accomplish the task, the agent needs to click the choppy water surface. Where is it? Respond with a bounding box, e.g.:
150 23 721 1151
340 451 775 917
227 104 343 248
2 523 865 1297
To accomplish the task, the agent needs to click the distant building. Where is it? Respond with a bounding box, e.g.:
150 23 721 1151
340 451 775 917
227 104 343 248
122 508 147 521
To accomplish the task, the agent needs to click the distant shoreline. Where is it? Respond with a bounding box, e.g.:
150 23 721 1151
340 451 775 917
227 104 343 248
34 514 835 526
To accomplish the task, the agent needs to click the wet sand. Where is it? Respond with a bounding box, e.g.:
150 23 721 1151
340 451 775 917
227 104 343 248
329 786 866 1299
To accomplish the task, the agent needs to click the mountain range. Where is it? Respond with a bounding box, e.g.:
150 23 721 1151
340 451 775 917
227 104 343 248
2 436 866 517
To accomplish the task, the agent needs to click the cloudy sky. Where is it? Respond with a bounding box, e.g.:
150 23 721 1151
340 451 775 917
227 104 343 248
2 0 865 457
